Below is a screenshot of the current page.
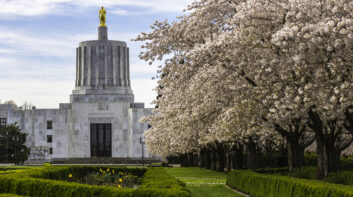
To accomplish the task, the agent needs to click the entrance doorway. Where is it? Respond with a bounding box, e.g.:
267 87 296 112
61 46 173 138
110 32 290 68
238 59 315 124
90 123 112 157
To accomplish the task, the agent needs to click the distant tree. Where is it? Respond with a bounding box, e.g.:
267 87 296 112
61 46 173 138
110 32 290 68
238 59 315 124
3 100 17 105
0 124 29 164
21 101 34 110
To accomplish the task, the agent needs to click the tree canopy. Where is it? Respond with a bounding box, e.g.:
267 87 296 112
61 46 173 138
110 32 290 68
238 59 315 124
136 0 353 178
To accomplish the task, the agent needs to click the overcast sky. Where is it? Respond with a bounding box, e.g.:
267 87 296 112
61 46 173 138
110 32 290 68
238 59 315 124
0 0 192 108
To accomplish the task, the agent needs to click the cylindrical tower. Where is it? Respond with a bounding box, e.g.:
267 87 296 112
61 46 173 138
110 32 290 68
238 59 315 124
71 26 134 103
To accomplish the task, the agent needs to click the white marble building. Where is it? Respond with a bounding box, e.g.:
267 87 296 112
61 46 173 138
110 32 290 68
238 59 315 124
0 25 153 163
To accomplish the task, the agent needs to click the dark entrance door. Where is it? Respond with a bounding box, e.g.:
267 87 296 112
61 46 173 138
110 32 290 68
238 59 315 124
90 124 112 157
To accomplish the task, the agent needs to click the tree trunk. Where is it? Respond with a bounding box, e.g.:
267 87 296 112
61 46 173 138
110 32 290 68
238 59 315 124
211 149 217 171
205 150 211 169
309 109 344 179
316 138 329 179
193 154 199 167
227 151 232 172
231 151 236 169
215 143 225 172
216 150 225 172
188 153 193 167
200 150 206 168
287 140 305 172
180 154 188 167
236 145 244 169
329 149 341 172
296 146 305 169
246 140 257 169
287 141 294 173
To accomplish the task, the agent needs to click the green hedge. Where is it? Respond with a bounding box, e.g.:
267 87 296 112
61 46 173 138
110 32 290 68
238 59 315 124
0 166 190 197
256 166 353 185
227 170 353 197
324 171 353 185
304 154 353 170
254 166 318 180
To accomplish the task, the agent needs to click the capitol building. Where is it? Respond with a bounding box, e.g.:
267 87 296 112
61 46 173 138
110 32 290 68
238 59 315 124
0 10 154 163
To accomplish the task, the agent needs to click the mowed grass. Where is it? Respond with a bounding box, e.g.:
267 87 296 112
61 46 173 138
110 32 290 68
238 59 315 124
179 178 226 184
165 167 244 197
186 185 242 197
0 193 24 197
165 167 227 179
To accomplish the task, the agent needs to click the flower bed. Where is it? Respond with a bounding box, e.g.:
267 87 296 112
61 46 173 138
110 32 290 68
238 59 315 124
0 166 190 197
74 169 141 188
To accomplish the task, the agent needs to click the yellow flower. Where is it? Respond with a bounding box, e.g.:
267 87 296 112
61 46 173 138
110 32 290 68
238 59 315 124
118 185 121 188
68 174 73 178
119 172 123 175
99 168 103 173
119 178 123 182
112 170 115 174
107 168 110 172
103 171 106 174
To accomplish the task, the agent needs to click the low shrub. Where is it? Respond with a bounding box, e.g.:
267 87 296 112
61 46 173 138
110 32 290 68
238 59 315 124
227 170 353 197
0 166 190 197
341 157 353 170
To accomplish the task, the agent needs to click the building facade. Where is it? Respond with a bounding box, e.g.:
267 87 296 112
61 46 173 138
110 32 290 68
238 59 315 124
0 24 153 163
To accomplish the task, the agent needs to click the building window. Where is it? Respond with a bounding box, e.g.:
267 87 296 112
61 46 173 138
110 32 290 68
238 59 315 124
49 148 53 155
0 118 6 128
47 135 53 143
47 121 52 130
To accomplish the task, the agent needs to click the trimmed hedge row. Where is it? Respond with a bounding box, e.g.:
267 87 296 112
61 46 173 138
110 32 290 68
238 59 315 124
254 167 318 180
256 166 353 185
0 166 190 197
226 170 353 197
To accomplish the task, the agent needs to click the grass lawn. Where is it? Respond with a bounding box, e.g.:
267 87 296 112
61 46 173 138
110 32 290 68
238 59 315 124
165 167 244 197
165 167 227 179
0 194 24 197
179 178 226 184
186 185 242 197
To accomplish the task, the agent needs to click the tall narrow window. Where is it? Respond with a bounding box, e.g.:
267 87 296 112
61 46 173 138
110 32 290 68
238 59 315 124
47 135 53 143
49 148 53 155
0 118 6 128
47 121 53 130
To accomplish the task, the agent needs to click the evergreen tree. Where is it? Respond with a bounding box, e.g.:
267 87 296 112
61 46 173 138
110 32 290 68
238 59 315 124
0 124 29 164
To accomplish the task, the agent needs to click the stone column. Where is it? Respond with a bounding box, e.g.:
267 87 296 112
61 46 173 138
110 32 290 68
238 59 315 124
120 46 125 87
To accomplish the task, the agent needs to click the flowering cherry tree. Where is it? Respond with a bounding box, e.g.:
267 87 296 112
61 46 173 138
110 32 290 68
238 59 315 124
136 0 353 177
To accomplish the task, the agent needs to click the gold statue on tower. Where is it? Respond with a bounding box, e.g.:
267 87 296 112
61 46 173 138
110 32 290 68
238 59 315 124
99 6 106 26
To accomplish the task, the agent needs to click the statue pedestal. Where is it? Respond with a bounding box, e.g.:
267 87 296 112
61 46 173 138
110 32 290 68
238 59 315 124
98 26 108 40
